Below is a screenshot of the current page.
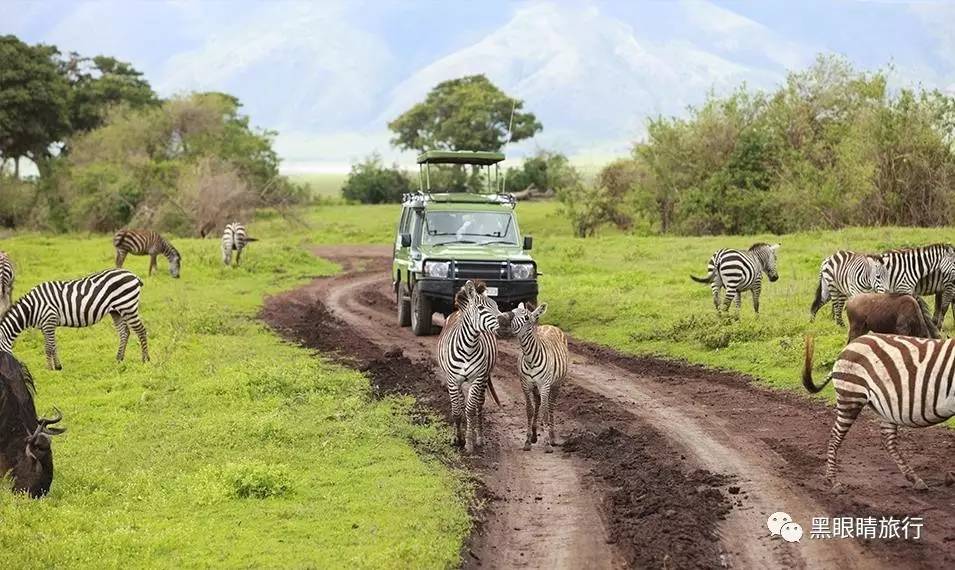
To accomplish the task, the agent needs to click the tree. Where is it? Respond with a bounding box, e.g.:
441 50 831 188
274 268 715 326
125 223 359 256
504 150 579 194
388 75 541 152
341 154 412 204
61 53 158 136
0 35 71 177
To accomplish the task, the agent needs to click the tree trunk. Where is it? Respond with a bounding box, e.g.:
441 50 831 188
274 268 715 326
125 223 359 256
14 157 20 179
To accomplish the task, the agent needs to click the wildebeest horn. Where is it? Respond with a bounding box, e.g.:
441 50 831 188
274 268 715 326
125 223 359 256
38 407 62 426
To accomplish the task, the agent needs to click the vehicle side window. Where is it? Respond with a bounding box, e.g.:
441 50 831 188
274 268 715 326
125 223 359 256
411 210 424 245
398 209 409 238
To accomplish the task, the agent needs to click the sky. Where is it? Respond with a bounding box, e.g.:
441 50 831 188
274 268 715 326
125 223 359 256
6 0 955 173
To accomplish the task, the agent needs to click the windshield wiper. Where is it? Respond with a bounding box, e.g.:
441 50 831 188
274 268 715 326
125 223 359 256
433 240 477 246
483 240 518 245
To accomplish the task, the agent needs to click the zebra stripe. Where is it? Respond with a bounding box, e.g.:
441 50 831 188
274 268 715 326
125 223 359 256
0 251 15 316
113 229 181 278
0 269 149 370
691 243 780 314
881 244 955 328
222 222 255 267
436 280 501 454
507 302 569 452
804 333 955 490
810 251 886 326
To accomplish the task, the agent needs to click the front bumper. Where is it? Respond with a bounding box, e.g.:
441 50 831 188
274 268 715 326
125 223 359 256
417 278 538 308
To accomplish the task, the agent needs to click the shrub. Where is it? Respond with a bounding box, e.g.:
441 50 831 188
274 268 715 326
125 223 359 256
342 154 413 203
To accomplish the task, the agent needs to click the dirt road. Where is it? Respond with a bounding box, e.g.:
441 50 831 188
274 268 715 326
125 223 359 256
261 245 955 569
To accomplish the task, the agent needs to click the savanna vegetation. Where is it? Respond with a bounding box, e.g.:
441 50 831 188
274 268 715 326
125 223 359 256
0 223 469 568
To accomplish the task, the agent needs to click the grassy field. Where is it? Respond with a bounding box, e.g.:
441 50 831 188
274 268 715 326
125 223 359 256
0 231 469 567
287 172 348 199
277 200 954 394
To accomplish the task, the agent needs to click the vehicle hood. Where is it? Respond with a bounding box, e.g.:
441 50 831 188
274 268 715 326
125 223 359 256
419 242 533 262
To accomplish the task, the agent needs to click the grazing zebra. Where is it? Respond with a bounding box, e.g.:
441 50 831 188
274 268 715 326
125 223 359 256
810 251 887 326
437 280 502 454
881 243 955 327
0 251 14 316
221 223 257 267
113 229 181 278
506 302 569 452
804 333 955 491
691 243 781 314
0 269 149 370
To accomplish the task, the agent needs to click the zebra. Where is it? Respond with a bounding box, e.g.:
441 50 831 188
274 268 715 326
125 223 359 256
221 223 257 267
113 229 181 278
0 251 14 316
0 269 149 370
436 280 503 454
881 243 955 328
691 243 780 314
810 251 887 326
506 302 569 452
804 333 955 491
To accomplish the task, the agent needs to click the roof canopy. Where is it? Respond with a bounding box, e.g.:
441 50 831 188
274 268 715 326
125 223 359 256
416 150 505 166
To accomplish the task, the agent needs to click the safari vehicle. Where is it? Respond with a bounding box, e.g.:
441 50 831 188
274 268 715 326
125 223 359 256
393 150 538 336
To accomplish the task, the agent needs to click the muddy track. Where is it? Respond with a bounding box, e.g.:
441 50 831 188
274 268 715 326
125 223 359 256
262 245 955 569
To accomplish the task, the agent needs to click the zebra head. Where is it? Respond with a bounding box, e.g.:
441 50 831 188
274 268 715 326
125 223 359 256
168 251 181 279
457 280 501 334
507 302 547 337
866 255 888 293
752 243 780 282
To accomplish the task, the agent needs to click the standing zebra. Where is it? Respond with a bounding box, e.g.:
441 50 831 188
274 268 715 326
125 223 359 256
113 229 181 278
691 243 780 314
506 302 569 452
221 223 257 267
437 280 502 454
0 269 149 370
0 251 14 316
810 251 886 326
881 243 955 327
804 333 955 491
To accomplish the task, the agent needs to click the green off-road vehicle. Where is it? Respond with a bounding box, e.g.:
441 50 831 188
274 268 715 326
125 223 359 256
393 150 538 336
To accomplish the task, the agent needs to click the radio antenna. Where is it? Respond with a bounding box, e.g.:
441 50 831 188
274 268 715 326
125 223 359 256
500 63 526 194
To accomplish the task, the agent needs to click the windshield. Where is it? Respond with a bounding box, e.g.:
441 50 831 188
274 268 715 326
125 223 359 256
423 211 518 246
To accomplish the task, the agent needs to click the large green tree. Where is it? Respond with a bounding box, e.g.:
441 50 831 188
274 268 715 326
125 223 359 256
388 75 541 151
61 53 158 135
0 35 71 177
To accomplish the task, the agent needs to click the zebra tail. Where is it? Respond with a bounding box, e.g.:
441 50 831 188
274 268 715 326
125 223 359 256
112 229 128 248
244 237 259 242
690 273 712 284
915 295 942 339
802 335 832 393
487 378 501 407
809 280 826 319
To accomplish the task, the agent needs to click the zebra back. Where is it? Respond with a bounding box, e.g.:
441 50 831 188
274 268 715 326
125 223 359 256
882 243 955 295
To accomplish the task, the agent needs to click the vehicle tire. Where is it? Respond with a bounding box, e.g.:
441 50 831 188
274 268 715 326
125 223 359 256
397 282 411 327
411 285 434 336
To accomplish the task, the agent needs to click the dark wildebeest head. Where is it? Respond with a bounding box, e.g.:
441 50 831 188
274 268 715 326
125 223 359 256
0 352 65 498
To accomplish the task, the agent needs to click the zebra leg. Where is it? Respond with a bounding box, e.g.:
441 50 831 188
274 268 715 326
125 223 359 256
824 397 864 491
721 289 735 314
222 246 232 266
41 321 61 371
235 248 243 268
540 386 554 453
449 379 464 447
547 384 560 448
880 422 927 490
149 254 157 276
751 283 762 315
532 386 541 443
522 379 535 451
124 313 150 362
115 249 127 268
111 312 130 362
464 383 488 454
832 295 847 328
711 283 721 312
475 379 488 448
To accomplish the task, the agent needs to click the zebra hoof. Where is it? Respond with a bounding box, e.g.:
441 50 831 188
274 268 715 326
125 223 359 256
530 434 538 444
54 364 62 371
945 472 955 486
913 478 928 491
829 482 846 494
523 443 531 451
544 446 554 454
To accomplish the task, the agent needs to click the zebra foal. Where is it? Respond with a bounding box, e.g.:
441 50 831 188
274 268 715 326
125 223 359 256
221 223 257 267
113 229 181 278
505 302 569 452
804 333 955 491
0 269 149 370
437 280 503 454
691 243 780 314
810 251 886 326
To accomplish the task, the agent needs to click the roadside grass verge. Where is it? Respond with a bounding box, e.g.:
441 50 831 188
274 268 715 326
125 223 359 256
0 233 469 568
285 201 954 398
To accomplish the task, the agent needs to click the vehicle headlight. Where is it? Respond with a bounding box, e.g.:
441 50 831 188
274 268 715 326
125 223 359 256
510 262 535 280
424 260 451 278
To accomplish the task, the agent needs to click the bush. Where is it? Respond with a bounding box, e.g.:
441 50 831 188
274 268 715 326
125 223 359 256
342 154 413 203
505 150 579 193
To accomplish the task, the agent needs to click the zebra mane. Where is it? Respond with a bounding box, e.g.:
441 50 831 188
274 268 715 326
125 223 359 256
749 242 771 251
884 243 954 255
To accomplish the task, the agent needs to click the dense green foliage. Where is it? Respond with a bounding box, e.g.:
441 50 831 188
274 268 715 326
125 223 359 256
0 224 470 568
388 75 541 152
342 154 413 204
504 150 578 193
591 56 955 236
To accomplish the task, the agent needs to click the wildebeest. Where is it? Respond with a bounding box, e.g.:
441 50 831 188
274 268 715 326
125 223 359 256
845 293 940 343
0 352 65 497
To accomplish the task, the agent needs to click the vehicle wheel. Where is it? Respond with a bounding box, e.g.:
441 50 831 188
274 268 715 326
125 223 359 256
411 285 434 336
397 282 411 327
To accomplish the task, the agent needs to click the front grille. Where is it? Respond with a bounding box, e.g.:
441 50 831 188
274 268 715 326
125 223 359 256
454 261 507 280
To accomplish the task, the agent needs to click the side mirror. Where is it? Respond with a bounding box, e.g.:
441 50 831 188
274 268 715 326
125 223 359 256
523 235 533 251
400 233 412 248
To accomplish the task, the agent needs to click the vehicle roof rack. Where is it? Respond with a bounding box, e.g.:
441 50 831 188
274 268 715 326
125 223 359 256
416 150 505 166
402 191 516 207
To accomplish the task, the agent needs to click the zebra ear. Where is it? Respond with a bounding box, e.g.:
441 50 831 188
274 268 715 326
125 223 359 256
463 280 476 297
517 302 525 310
532 303 548 319
770 243 780 251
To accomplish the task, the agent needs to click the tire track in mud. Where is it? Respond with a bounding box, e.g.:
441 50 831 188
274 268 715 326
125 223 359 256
262 245 955 569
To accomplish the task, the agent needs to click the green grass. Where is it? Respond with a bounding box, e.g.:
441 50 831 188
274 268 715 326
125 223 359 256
0 231 469 568
287 172 348 199
282 201 952 396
